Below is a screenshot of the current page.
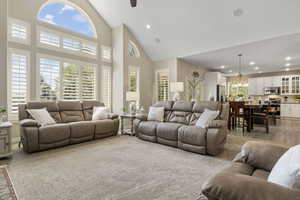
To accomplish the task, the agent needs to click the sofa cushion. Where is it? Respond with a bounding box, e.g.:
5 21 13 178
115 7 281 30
39 124 70 144
57 101 84 123
91 120 116 135
192 101 221 113
156 122 183 141
27 108 56 126
82 101 105 121
172 101 194 112
69 121 95 138
138 121 159 137
195 109 220 128
253 169 270 180
168 111 191 124
27 101 62 122
178 126 207 146
148 107 165 122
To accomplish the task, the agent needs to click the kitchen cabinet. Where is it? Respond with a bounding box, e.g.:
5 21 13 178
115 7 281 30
272 76 281 87
281 104 300 118
281 75 300 95
248 77 264 96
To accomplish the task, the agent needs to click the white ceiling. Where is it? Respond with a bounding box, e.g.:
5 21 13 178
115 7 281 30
89 0 300 74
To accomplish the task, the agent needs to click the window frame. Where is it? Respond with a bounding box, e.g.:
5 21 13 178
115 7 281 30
155 69 169 101
128 40 140 58
128 66 140 92
8 17 31 45
7 48 31 121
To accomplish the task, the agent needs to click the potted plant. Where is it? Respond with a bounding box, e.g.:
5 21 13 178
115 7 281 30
0 105 7 122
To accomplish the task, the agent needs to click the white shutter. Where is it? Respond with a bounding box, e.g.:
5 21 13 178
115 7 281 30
157 71 169 101
82 43 97 56
39 58 60 101
102 66 112 108
101 46 112 63
62 63 80 100
81 65 96 100
8 18 30 44
128 66 139 92
8 51 29 119
40 31 60 47
63 38 80 51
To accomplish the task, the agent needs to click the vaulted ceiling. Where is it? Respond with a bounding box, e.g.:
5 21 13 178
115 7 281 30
89 0 300 73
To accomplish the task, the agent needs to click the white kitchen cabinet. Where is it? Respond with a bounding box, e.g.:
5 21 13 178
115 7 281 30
256 78 265 95
263 77 273 88
272 76 281 87
248 77 265 96
281 104 300 118
248 78 256 96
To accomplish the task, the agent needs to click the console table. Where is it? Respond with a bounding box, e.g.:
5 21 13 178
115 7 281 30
120 114 136 136
0 122 13 158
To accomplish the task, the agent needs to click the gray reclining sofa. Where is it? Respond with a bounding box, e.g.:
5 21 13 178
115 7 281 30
18 101 119 153
134 101 229 156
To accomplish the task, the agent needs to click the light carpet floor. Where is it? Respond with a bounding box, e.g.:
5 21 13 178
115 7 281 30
5 136 232 200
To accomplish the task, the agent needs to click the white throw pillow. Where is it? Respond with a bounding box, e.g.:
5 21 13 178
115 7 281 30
92 106 110 120
268 144 300 189
195 109 220 128
147 107 164 122
27 108 56 126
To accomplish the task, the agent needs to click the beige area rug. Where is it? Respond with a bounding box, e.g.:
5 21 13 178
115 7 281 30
4 136 236 200
0 166 18 200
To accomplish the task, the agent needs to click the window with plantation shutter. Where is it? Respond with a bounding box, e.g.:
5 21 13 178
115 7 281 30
156 70 169 101
128 66 139 92
101 46 112 63
7 50 29 119
102 66 112 108
82 43 97 56
39 31 60 47
63 38 80 51
39 58 60 101
8 18 30 44
81 65 96 100
62 63 80 100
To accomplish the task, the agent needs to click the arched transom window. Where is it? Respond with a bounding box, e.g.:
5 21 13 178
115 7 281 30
128 40 140 58
38 2 96 38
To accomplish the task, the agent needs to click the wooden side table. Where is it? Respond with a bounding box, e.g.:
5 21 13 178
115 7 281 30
120 114 136 136
0 122 13 158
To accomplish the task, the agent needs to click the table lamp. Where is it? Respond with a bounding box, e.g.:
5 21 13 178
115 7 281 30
126 91 139 115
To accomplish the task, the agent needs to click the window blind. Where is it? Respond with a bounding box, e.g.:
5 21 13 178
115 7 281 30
81 65 96 100
157 71 169 101
101 46 112 63
8 52 28 116
11 23 27 40
40 31 60 47
102 66 112 108
39 58 60 101
63 38 80 51
62 63 80 100
82 43 97 56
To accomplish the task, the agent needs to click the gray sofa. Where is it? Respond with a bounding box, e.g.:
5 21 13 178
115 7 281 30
19 101 119 153
201 141 300 200
134 101 229 156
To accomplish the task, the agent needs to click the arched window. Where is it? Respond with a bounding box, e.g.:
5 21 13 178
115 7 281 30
128 41 140 57
38 2 96 38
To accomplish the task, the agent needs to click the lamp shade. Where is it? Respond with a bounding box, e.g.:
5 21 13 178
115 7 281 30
126 92 139 101
170 82 184 93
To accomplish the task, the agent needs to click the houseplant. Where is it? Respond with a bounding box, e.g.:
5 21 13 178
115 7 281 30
0 105 7 122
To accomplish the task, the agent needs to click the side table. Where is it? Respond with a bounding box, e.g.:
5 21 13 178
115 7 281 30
120 114 136 136
0 122 13 158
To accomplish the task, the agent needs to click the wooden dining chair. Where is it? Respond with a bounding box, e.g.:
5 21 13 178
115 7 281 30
229 101 246 130
251 107 269 133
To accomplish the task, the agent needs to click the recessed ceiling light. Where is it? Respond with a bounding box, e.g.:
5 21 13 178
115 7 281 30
286 68 290 71
249 62 255 66
254 66 259 70
220 65 225 69
285 63 291 67
285 56 292 61
233 8 244 17
146 24 151 29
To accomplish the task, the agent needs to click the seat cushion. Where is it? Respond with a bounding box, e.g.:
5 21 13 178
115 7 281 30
156 122 182 141
57 101 84 123
92 120 116 135
178 125 207 146
69 121 95 139
138 121 159 137
39 124 70 144
252 169 270 180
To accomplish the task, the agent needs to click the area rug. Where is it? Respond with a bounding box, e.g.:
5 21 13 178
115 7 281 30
0 166 18 200
7 136 231 200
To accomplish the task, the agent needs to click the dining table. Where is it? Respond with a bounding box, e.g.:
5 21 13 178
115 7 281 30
243 104 262 132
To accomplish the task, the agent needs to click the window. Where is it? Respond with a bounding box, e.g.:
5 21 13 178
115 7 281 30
128 66 139 92
128 41 140 57
38 56 97 101
8 18 30 44
101 66 112 108
39 30 60 47
101 46 112 63
7 50 30 119
63 38 80 51
38 3 96 38
156 70 169 101
82 43 97 56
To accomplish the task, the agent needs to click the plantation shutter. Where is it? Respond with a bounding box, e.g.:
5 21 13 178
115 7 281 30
82 43 97 56
102 66 112 108
40 31 60 47
157 71 169 101
101 46 112 63
62 63 80 100
129 67 138 92
8 52 29 118
81 65 96 100
63 38 80 51
10 22 27 40
39 58 60 101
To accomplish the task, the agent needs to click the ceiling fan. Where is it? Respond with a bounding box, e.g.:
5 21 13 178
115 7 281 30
130 0 137 7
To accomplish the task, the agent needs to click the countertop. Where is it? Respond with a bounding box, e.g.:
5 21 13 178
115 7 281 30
281 102 300 104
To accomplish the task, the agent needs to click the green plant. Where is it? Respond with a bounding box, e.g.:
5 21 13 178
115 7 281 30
0 105 6 113
122 106 128 113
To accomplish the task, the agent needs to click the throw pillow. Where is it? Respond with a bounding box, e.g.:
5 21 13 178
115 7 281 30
196 109 220 128
268 144 300 189
147 107 164 122
92 106 110 120
27 108 56 126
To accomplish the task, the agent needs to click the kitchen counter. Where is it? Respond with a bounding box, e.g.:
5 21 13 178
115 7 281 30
281 102 300 104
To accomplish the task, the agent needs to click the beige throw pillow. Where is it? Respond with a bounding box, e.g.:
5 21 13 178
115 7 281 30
147 107 164 122
92 106 110 120
27 108 56 126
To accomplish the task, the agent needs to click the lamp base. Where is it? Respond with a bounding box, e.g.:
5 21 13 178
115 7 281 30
173 92 181 101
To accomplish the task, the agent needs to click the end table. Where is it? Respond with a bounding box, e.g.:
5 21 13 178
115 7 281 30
0 122 13 158
120 114 136 136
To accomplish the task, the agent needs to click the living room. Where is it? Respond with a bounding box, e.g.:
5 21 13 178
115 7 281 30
0 0 300 199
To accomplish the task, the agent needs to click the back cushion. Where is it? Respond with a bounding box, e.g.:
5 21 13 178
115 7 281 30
57 101 84 123
190 101 221 125
81 101 105 121
152 101 174 122
168 101 193 125
27 101 61 123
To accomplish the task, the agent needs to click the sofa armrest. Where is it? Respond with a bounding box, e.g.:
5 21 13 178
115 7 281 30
20 119 39 127
206 120 228 155
109 113 119 120
208 120 226 128
135 114 148 121
202 172 300 200
233 141 288 171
